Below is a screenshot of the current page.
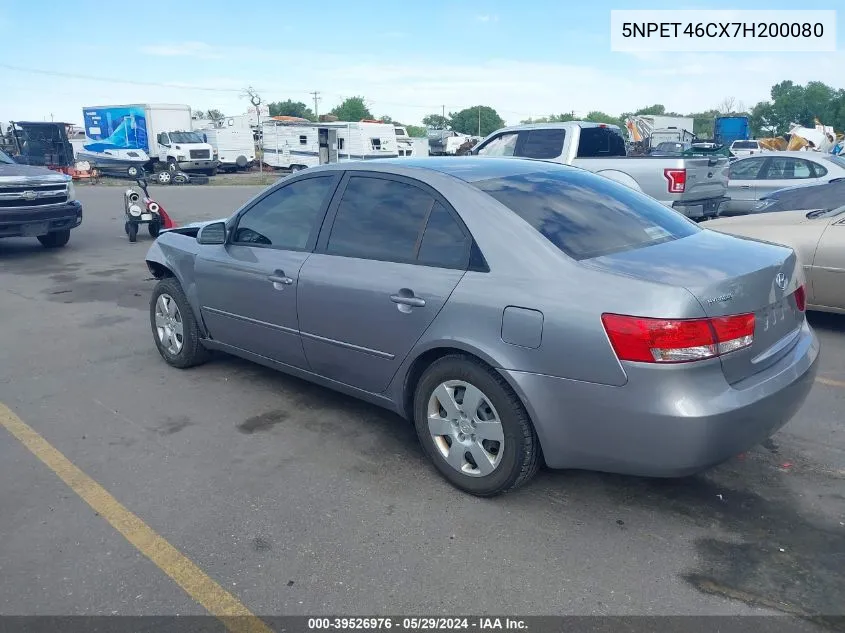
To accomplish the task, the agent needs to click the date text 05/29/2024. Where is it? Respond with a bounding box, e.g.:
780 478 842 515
307 617 527 630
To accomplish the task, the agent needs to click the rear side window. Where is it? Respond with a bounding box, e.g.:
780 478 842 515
765 157 813 180
732 141 758 149
811 161 828 177
474 169 700 261
517 129 565 159
417 202 469 268
576 127 626 157
327 176 433 262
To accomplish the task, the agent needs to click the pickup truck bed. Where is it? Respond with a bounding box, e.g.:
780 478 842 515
472 122 730 220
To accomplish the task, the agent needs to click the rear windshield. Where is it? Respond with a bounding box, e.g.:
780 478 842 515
824 155 845 169
576 127 627 157
732 141 758 149
474 169 700 260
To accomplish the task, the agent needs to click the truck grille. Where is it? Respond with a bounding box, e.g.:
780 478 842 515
0 182 69 209
190 150 211 159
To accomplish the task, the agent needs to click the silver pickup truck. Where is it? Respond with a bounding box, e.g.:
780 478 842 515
471 121 730 220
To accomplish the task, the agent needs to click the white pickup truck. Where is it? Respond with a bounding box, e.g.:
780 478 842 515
472 121 730 220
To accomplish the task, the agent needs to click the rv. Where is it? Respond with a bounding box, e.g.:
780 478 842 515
394 125 429 157
261 120 398 170
194 125 256 172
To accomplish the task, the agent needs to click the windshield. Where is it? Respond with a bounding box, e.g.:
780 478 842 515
732 141 758 149
169 131 204 144
0 149 15 164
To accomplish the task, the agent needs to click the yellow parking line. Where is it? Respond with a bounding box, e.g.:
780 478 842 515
0 402 273 633
816 377 845 388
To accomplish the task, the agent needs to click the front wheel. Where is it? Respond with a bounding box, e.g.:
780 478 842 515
150 278 210 369
157 170 172 185
37 230 71 248
413 355 541 497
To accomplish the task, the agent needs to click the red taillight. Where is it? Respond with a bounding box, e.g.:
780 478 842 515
793 285 806 312
664 168 686 193
601 313 755 364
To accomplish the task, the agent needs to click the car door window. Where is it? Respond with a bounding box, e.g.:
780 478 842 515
765 157 813 180
417 202 470 268
476 132 518 156
233 176 335 249
326 176 434 262
516 129 565 159
729 157 766 179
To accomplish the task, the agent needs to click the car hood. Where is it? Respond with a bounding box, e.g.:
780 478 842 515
0 163 70 182
703 210 812 229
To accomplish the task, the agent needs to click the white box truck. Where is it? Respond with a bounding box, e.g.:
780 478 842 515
81 103 217 175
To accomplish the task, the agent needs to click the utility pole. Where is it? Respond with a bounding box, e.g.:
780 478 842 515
310 91 321 119
244 86 263 174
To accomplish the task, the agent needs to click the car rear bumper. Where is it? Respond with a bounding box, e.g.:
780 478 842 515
502 319 819 476
0 200 83 238
670 196 729 220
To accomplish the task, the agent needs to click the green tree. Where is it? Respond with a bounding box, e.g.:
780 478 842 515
422 114 450 129
267 100 315 120
520 113 577 124
635 104 666 116
585 111 621 125
747 80 845 136
206 109 224 122
448 106 504 136
406 125 426 137
379 115 393 123
193 109 206 118
330 96 372 122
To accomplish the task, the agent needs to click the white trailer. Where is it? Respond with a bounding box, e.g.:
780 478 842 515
195 126 256 171
261 121 398 170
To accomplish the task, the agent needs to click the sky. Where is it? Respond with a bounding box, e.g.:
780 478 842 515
1 0 843 127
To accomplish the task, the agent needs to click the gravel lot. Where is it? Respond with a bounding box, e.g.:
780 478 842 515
1 185 843 628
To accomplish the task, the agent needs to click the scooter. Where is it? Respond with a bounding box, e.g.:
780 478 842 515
123 177 177 243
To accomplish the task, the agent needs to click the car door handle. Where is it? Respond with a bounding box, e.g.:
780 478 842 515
739 185 753 189
267 273 293 285
390 294 425 307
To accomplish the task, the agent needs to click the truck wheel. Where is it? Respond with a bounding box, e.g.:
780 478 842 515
413 354 542 497
157 171 172 185
127 222 138 243
37 230 71 249
150 278 210 369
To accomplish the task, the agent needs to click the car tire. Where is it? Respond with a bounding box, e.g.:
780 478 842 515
150 278 210 369
37 230 71 248
157 170 172 185
413 354 541 497
127 165 141 178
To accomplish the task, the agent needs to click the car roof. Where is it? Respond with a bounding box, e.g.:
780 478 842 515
734 150 832 159
309 156 582 183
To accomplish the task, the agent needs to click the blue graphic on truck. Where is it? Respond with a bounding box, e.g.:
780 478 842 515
82 106 149 153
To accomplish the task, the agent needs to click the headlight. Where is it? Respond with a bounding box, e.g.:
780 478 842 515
128 204 143 217
67 181 76 201
177 154 186 161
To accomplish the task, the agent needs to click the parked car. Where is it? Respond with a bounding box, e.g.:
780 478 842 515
751 178 845 214
471 122 730 220
721 151 845 216
145 157 818 496
0 148 83 247
729 139 768 157
704 206 845 313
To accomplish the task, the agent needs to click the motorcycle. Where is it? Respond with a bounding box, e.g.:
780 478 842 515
123 177 177 243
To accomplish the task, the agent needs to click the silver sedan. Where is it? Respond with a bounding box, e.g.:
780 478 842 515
145 158 819 496
722 151 845 216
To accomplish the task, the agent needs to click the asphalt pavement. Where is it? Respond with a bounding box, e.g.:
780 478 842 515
0 184 843 628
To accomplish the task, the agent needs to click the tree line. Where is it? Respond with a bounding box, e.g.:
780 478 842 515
194 80 845 141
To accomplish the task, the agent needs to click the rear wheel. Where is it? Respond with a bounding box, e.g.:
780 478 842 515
127 164 142 178
127 222 138 243
148 221 161 238
150 278 210 369
413 355 541 497
37 230 70 248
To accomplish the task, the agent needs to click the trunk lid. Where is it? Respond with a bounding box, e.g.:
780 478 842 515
675 156 729 202
585 230 805 384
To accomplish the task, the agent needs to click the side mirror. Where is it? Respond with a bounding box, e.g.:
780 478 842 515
197 222 227 245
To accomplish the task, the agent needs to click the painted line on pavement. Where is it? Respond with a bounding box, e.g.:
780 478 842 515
816 377 845 388
0 402 273 633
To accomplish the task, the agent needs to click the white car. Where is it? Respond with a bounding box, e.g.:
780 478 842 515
730 139 768 157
